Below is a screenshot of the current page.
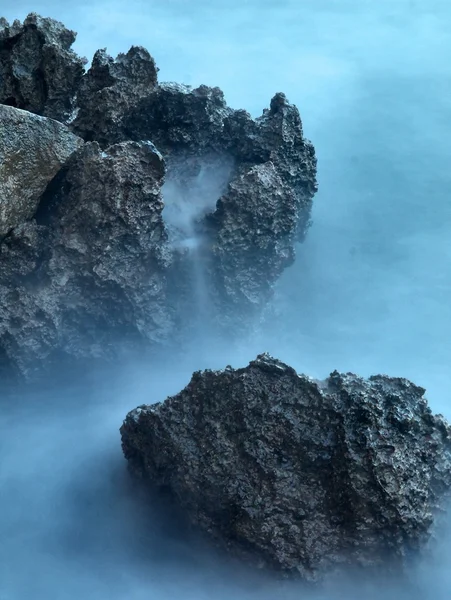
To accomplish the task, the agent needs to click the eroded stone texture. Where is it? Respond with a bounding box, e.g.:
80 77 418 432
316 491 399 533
72 55 317 319
0 141 173 376
71 46 159 145
0 104 83 237
0 13 318 374
121 354 451 581
0 13 86 121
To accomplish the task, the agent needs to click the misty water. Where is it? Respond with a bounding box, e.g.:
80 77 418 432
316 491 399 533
2 0 451 598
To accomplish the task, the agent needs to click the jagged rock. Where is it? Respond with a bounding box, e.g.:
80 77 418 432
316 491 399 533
131 88 316 319
72 50 317 317
71 46 159 145
0 104 83 237
0 13 85 121
208 159 299 313
0 13 318 374
121 354 451 581
0 140 172 376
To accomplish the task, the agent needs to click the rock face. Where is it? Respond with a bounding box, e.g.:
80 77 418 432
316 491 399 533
0 13 317 375
121 354 451 580
71 48 317 320
0 13 85 122
0 104 83 237
0 139 172 376
71 46 159 146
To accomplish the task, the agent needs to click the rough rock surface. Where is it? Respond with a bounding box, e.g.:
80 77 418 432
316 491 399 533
0 104 83 237
0 140 172 376
70 46 317 318
71 45 159 146
121 354 451 580
0 13 317 375
0 13 86 121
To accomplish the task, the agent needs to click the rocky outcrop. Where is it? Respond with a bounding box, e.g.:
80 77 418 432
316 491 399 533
70 46 159 146
0 13 317 375
71 47 317 319
121 354 451 581
0 13 86 121
0 139 172 376
0 104 83 237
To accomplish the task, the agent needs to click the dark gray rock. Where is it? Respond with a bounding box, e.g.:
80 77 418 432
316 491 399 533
0 13 318 374
121 354 451 581
132 89 316 322
71 45 159 145
0 104 83 237
0 13 86 122
0 140 173 376
70 48 317 319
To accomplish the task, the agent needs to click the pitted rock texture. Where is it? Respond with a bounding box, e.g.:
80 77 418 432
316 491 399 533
0 13 317 375
0 140 172 376
121 354 451 581
71 47 317 317
71 45 159 146
0 104 83 237
0 13 86 121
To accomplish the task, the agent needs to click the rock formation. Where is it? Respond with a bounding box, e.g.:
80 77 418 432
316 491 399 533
70 48 317 321
0 13 85 121
121 354 451 581
0 13 317 375
0 139 174 377
0 104 83 237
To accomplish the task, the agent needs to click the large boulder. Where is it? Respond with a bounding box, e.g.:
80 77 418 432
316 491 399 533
121 354 451 581
0 14 86 122
0 104 83 237
0 140 172 376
